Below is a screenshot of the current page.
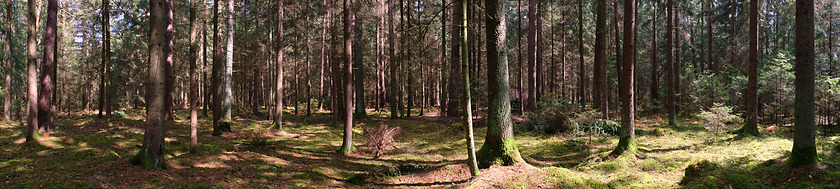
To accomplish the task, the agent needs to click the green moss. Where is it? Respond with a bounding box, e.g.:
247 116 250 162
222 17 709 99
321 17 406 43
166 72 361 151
336 145 354 155
269 122 282 130
609 136 637 157
477 137 524 168
726 173 760 189
130 148 167 170
788 146 818 167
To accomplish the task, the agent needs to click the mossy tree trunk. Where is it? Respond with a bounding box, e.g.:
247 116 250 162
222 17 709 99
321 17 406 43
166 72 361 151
132 0 169 170
790 0 817 167
610 0 637 157
478 0 524 169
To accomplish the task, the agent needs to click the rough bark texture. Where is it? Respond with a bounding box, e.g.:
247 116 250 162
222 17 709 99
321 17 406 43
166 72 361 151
99 0 111 119
790 0 817 167
338 0 355 155
611 0 636 157
272 0 284 130
212 0 223 136
389 0 399 118
189 0 199 152
478 0 524 168
38 0 57 133
224 0 234 121
526 0 536 111
594 0 607 118
666 0 676 126
131 0 169 170
739 0 760 136
164 0 174 122
25 0 38 141
4 0 11 121
353 5 365 117
445 0 461 117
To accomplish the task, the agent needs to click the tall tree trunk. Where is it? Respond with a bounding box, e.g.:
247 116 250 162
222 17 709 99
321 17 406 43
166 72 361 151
223 0 234 121
478 0 524 168
212 0 224 135
666 0 676 125
25 0 38 141
674 5 682 114
526 0 536 111
354 4 365 117
462 0 478 177
273 0 283 130
338 0 355 155
517 0 524 115
440 0 447 116
790 0 816 167
610 0 636 156
736 0 759 136
447 0 462 117
164 0 174 122
578 0 586 109
99 0 111 119
39 0 57 132
203 21 209 116
389 0 400 118
594 0 607 118
650 0 658 103
4 0 11 121
320 0 329 111
132 0 169 170
706 0 714 74
189 0 199 152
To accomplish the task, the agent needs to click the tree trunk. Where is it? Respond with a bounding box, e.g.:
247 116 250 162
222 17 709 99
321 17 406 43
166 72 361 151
666 0 676 126
650 0 658 103
737 0 759 136
517 0 523 115
440 0 447 116
4 0 12 122
132 0 169 170
447 0 462 117
354 5 365 117
578 0 586 110
189 0 199 153
478 0 524 169
594 0 607 118
338 0 355 155
389 0 400 118
38 0 57 133
706 0 714 74
164 0 174 122
610 0 636 157
463 0 478 176
223 0 234 121
526 0 536 111
25 0 38 141
212 0 224 135
320 0 329 111
790 0 816 167
272 0 283 130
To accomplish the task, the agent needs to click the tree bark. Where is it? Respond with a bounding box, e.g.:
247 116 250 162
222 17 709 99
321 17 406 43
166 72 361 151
478 0 524 169
594 0 607 118
4 0 11 121
526 0 536 111
790 0 817 167
666 0 676 125
650 0 658 103
447 0 462 117
212 0 224 135
25 0 38 141
462 0 478 176
578 0 586 109
38 0 57 132
338 0 355 155
164 0 174 122
223 0 234 121
132 0 169 170
737 0 760 136
610 0 636 157
354 4 365 117
189 0 199 152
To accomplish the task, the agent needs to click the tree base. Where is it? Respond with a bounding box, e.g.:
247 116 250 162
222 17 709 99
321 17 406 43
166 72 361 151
789 146 818 168
269 122 283 130
353 112 368 119
130 148 167 170
337 145 354 155
477 138 524 169
609 136 637 157
728 124 760 137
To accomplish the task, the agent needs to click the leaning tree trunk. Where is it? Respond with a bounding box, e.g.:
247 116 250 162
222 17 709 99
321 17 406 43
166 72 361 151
132 0 169 170
477 0 524 169
610 0 636 157
790 0 817 167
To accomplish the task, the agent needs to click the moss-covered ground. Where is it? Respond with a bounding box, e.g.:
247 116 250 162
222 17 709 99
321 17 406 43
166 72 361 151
0 109 838 188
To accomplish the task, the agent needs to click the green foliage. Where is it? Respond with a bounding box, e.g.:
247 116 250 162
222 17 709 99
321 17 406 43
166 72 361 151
569 111 621 137
517 94 575 134
111 110 127 118
758 51 796 124
697 103 743 134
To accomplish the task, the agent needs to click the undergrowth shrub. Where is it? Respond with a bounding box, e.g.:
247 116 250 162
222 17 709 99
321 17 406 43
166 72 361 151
517 94 574 134
697 103 743 134
363 122 403 158
569 110 620 137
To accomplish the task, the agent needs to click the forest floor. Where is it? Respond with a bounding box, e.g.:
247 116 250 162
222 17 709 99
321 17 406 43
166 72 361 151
1 109 839 188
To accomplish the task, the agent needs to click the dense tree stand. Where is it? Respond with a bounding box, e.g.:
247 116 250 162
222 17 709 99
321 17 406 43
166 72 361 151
476 0 524 169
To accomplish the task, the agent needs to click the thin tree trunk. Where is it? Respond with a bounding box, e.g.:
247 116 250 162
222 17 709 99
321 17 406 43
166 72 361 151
650 0 658 103
189 0 200 153
578 0 586 110
389 0 400 118
594 0 607 118
212 0 224 135
440 0 447 116
666 0 676 125
339 0 355 155
517 0 523 115
526 0 536 111
4 0 12 121
463 0 478 176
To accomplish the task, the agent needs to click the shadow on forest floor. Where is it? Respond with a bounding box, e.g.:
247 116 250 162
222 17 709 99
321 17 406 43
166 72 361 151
0 110 838 188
